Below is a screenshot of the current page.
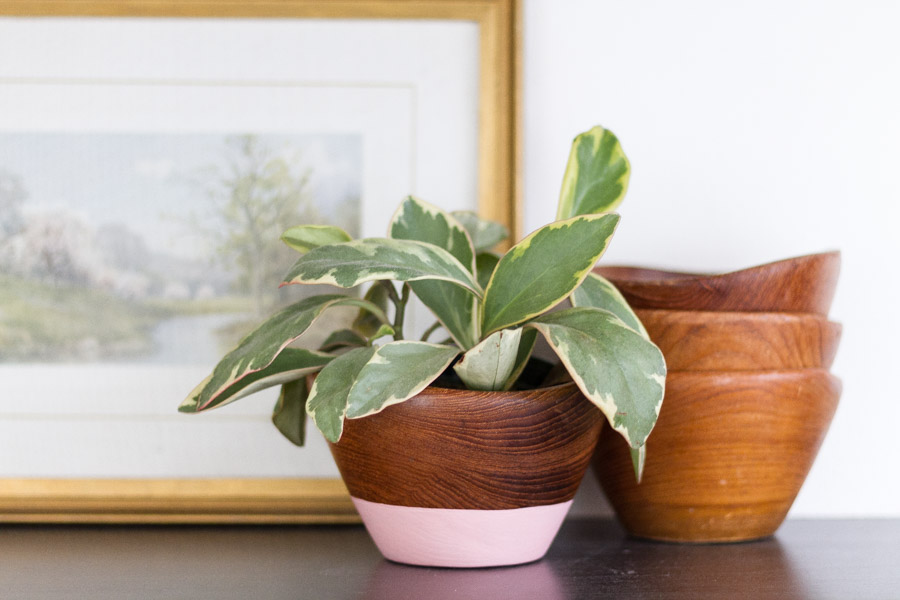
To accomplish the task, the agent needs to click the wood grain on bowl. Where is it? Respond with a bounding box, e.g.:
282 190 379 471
594 369 841 543
597 251 840 315
329 383 603 510
635 309 842 371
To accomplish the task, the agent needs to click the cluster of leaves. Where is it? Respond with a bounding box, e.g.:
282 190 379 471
180 126 666 479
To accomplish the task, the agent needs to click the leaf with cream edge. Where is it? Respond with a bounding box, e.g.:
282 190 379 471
451 211 509 252
453 328 522 391
572 272 649 339
180 348 333 413
504 328 537 390
481 213 620 335
180 294 387 412
527 306 666 480
556 126 630 220
391 198 475 268
306 346 376 443
281 238 483 298
272 378 309 447
390 197 480 348
281 225 352 253
345 341 459 419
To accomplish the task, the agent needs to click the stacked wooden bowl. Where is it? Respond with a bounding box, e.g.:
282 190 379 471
592 252 842 542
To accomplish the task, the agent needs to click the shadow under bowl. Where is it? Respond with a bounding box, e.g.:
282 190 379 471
593 369 841 543
596 251 841 315
635 309 842 371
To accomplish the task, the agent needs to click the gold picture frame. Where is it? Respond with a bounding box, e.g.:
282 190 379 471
0 0 519 523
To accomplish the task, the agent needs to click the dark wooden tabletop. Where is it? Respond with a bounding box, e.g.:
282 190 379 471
0 518 897 599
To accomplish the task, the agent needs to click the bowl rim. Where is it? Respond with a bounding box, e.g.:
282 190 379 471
598 250 841 285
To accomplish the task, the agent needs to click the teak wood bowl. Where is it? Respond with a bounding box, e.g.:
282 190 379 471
596 251 841 315
329 382 603 567
593 369 841 543
635 309 843 371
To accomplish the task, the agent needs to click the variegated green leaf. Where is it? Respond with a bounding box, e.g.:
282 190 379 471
180 347 332 413
453 328 522 391
345 341 459 419
319 329 367 352
475 252 500 291
391 197 475 269
181 294 385 412
353 283 391 337
282 238 483 298
503 328 537 390
451 210 509 252
556 126 630 220
272 378 309 447
390 197 479 348
306 346 377 443
281 225 352 253
572 272 648 339
481 213 620 335
527 307 666 453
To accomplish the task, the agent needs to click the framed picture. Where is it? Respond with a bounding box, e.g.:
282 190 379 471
0 0 519 523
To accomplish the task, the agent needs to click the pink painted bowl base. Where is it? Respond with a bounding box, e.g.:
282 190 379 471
351 497 574 568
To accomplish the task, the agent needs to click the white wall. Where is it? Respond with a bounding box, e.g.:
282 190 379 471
523 0 900 517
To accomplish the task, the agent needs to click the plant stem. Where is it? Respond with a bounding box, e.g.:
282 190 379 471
420 321 442 342
380 280 400 305
391 283 411 341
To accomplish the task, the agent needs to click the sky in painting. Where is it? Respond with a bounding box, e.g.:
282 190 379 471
0 133 361 260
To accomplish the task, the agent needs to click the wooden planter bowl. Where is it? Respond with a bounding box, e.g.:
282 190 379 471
596 251 840 315
593 369 841 543
635 309 842 371
329 382 603 567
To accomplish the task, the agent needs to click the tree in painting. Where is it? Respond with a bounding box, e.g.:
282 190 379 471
198 135 323 318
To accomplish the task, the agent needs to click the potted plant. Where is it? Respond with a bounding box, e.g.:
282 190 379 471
180 125 666 568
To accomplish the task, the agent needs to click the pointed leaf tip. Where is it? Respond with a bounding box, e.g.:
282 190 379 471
630 444 646 484
185 295 353 413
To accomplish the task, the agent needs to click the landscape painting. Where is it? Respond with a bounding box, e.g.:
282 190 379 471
0 132 362 366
